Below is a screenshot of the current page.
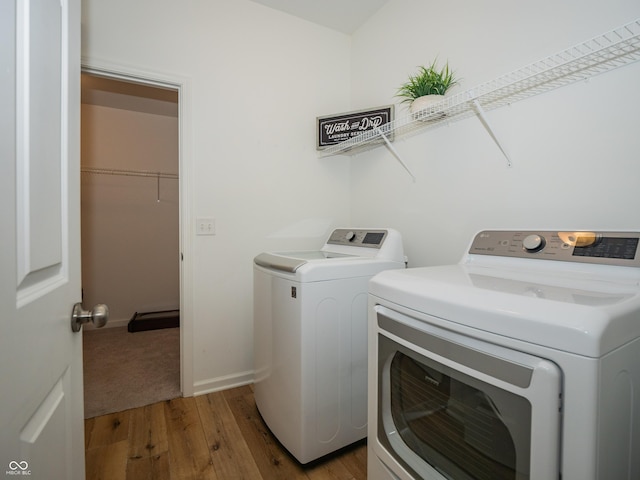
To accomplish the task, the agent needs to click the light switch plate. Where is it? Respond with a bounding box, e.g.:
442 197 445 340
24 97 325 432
196 217 215 235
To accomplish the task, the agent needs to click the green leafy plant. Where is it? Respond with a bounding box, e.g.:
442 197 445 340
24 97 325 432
396 60 458 104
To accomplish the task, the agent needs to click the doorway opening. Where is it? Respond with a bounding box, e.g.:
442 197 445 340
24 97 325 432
80 70 184 417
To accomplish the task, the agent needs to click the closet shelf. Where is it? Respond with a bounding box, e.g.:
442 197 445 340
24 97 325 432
82 167 178 202
81 167 178 179
318 18 640 158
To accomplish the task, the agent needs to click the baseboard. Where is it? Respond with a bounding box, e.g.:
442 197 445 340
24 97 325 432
128 310 179 332
193 370 254 397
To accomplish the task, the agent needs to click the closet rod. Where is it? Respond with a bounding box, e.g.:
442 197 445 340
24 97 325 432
81 166 179 180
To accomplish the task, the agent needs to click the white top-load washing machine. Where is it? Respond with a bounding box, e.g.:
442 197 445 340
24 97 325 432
368 230 640 480
253 228 405 464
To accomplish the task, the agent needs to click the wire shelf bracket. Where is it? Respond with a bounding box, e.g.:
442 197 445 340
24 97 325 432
376 127 416 181
470 97 512 167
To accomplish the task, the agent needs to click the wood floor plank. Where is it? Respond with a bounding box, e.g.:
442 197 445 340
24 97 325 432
85 441 129 480
196 391 263 479
86 411 131 449
164 397 218 480
221 383 253 400
126 450 171 480
304 442 367 480
305 459 355 480
84 417 95 449
347 442 368 478
225 389 308 480
128 401 168 460
340 442 367 480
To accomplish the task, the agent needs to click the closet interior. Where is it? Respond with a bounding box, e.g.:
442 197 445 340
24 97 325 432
80 73 180 330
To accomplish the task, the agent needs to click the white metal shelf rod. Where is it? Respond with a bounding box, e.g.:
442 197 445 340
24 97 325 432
471 98 512 167
81 166 179 179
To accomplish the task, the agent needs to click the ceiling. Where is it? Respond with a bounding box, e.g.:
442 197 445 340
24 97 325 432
249 0 389 34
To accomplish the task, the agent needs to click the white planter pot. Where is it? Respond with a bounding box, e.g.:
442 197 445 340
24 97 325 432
410 94 445 119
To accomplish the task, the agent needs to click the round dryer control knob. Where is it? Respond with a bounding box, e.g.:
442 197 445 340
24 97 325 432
522 234 546 252
345 231 356 242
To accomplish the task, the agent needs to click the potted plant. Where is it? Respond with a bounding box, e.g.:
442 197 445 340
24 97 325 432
396 60 458 116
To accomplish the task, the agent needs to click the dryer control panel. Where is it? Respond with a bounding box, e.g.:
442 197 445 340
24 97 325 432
469 230 640 267
327 229 387 248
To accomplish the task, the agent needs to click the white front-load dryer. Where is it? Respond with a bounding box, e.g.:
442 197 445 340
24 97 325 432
368 230 640 480
253 228 405 464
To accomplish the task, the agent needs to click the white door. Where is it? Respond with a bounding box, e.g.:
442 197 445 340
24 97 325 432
1 0 89 478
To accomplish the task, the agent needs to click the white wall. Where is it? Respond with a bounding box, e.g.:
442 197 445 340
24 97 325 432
81 0 352 393
350 0 640 267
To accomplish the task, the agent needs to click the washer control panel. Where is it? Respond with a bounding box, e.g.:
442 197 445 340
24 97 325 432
469 230 640 267
327 229 387 248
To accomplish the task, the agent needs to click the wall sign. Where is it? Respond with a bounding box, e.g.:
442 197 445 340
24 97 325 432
316 105 394 150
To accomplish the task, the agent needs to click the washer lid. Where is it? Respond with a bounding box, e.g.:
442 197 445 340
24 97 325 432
254 251 355 273
369 263 640 357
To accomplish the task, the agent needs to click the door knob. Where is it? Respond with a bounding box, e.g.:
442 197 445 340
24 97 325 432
71 302 109 332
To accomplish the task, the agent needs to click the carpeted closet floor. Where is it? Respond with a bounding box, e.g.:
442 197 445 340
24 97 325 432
83 326 180 418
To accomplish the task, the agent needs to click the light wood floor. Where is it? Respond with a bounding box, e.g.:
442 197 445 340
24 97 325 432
84 384 367 480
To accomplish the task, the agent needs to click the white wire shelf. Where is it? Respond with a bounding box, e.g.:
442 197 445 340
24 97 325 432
318 18 640 159
81 166 178 179
81 167 178 202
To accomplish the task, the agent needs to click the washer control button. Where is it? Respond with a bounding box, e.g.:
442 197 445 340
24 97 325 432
522 234 546 252
345 231 356 242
